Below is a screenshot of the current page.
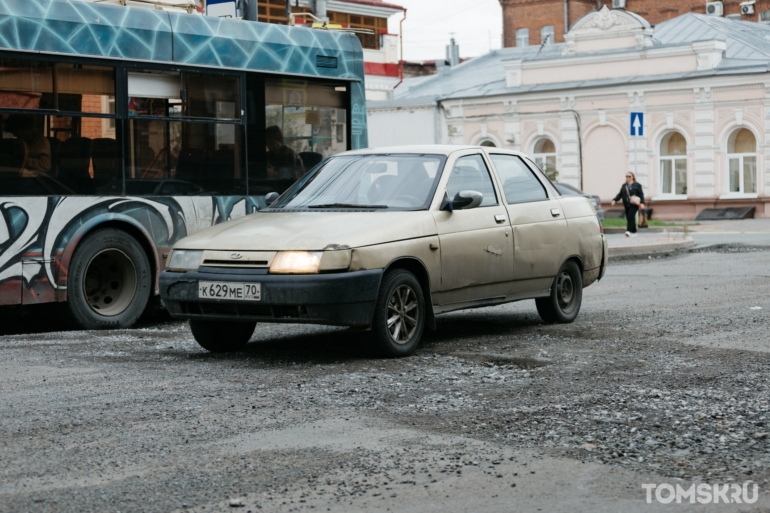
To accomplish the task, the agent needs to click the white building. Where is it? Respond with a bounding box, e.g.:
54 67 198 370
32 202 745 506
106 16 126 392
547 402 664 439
368 7 770 219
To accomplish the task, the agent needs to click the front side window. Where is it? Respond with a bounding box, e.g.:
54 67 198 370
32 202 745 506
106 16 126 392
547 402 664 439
659 132 687 195
516 28 530 47
727 128 757 194
0 57 117 195
275 154 445 210
490 154 548 204
446 154 498 207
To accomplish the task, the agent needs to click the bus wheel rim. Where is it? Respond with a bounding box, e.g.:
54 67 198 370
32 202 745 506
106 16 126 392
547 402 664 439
83 248 138 317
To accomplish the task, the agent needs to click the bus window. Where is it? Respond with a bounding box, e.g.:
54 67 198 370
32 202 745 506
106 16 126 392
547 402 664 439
0 58 115 114
0 58 118 195
127 70 240 120
261 80 347 192
124 69 244 196
124 119 245 196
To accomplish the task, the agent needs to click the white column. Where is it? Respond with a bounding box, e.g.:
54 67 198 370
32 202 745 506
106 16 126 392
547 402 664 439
693 87 716 197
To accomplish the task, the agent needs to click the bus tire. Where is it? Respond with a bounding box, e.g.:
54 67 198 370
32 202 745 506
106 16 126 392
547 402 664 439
67 228 152 330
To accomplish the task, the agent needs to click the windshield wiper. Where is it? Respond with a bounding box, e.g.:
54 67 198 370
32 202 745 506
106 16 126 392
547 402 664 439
308 203 388 209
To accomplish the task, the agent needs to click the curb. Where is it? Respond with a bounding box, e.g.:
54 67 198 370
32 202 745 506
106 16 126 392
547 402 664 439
608 236 696 258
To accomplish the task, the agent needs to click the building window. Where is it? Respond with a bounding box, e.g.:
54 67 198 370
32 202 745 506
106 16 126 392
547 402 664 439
659 132 687 196
328 12 388 50
516 28 529 48
479 139 496 147
533 137 557 180
541 26 554 45
727 128 757 194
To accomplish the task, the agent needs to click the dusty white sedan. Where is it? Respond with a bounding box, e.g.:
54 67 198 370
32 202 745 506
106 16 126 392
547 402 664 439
160 146 607 356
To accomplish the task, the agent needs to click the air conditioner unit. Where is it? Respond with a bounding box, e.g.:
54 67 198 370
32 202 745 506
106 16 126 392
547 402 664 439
706 1 724 16
740 2 756 15
612 0 626 8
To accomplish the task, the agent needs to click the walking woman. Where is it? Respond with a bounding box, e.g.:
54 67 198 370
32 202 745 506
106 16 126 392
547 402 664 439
611 171 645 237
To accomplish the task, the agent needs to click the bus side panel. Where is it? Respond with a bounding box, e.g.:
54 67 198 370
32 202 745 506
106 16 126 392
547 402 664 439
0 195 258 306
0 277 21 306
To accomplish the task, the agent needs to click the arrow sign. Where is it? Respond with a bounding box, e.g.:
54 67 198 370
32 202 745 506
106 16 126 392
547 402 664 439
630 112 644 137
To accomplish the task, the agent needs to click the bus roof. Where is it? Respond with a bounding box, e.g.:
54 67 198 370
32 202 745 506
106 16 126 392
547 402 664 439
0 0 365 82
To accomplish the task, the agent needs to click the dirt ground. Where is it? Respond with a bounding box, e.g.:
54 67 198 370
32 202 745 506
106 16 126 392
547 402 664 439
0 247 769 512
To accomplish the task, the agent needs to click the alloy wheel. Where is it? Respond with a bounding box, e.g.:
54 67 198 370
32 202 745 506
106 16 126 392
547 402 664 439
386 284 419 345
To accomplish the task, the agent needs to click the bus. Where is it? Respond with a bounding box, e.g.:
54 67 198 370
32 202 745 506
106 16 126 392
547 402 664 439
0 0 368 329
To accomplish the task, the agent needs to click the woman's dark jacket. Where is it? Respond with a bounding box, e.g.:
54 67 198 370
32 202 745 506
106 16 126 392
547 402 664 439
613 182 645 208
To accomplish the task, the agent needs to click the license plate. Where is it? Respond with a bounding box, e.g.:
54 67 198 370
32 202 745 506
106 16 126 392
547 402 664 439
198 281 261 301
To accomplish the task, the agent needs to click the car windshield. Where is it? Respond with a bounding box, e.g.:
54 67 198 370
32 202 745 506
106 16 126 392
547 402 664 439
273 154 446 210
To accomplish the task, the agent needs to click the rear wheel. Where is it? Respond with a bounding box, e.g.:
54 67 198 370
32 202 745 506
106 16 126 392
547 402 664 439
536 260 583 324
371 269 425 357
190 320 256 353
67 229 151 329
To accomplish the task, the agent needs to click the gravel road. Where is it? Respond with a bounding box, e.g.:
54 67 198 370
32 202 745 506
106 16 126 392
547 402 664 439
1 247 769 512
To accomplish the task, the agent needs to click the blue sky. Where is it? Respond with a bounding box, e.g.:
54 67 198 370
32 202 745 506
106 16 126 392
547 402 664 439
386 0 503 62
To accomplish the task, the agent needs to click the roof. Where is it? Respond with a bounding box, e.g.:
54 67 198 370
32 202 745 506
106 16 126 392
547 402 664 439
373 12 770 107
338 0 404 11
0 0 365 81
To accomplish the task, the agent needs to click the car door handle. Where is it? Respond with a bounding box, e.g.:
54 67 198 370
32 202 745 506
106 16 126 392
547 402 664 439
550 208 561 217
494 214 506 223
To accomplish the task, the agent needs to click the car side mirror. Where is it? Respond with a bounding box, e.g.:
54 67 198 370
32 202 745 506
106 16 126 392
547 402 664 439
441 190 483 211
265 192 280 206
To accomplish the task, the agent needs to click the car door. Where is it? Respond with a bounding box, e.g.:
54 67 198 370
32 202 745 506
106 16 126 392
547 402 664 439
487 153 567 295
431 153 514 306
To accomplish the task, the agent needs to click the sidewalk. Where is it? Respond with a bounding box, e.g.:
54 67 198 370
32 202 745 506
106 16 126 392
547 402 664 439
606 218 770 257
607 232 695 257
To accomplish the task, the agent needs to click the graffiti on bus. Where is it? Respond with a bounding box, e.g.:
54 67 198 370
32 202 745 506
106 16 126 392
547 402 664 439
0 196 262 305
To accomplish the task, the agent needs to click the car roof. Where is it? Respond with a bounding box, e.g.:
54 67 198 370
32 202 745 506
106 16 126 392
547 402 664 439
340 145 527 157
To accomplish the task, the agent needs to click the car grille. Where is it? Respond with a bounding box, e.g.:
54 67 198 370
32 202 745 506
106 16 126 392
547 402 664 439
202 259 269 267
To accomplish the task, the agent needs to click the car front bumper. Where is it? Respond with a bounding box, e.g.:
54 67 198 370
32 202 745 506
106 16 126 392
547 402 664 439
160 268 383 327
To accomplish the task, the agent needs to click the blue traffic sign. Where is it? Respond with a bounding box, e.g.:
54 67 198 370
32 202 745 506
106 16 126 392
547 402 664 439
630 112 644 137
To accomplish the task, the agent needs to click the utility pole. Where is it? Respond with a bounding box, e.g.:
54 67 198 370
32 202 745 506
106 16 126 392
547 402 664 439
286 0 291 22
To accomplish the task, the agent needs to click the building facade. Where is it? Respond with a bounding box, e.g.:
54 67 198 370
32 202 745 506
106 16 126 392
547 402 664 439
501 0 770 47
369 7 770 219
256 0 405 100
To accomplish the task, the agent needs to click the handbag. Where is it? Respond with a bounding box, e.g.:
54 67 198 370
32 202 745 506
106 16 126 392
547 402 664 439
626 184 642 206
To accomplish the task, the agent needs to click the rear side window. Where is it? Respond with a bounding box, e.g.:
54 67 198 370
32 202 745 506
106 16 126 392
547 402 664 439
446 154 498 207
489 154 548 204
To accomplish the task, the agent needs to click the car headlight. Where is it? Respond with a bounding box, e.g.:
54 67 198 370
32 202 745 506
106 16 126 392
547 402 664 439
270 251 323 274
269 250 352 274
167 250 203 271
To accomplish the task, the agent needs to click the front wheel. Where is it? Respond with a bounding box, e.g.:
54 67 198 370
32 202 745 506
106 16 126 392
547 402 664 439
536 260 583 324
371 269 425 357
190 320 256 353
67 229 152 329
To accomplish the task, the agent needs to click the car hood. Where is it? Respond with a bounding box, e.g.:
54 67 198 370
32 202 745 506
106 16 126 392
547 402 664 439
173 211 439 251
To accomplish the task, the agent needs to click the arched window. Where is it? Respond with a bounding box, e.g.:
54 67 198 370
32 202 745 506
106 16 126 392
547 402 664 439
533 138 557 180
479 139 496 147
727 129 757 194
659 132 687 195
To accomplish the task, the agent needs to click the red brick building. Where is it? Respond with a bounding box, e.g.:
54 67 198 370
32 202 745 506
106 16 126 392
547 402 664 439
500 0 770 47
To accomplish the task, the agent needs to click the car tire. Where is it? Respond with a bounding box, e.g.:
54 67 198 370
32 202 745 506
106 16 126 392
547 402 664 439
371 269 425 357
190 320 256 353
67 229 152 330
535 260 583 324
